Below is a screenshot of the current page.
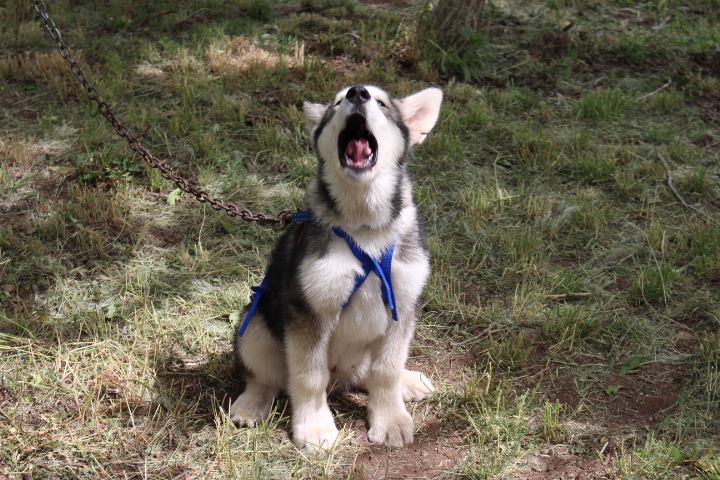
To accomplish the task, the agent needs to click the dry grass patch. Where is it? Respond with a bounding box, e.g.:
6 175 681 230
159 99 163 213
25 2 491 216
0 135 41 166
0 50 83 99
207 36 305 76
134 62 166 79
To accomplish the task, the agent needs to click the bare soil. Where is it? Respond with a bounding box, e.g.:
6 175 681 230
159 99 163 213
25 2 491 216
353 420 467 480
510 448 611 480
549 363 687 443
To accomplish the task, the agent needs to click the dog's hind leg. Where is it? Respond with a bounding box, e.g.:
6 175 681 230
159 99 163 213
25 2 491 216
229 380 278 426
400 369 435 402
230 315 285 426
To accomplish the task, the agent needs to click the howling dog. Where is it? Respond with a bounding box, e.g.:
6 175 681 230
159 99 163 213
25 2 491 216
229 84 443 451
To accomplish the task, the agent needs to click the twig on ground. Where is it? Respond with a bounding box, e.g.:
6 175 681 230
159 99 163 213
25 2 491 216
657 153 705 216
543 293 591 300
134 10 175 29
451 333 488 348
561 20 575 31
171 470 191 480
636 79 672 101
146 191 168 200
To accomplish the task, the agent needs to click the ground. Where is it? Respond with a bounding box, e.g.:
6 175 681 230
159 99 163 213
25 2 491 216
1 0 719 479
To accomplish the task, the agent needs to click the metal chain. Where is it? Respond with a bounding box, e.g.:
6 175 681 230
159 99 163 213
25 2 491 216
32 0 292 229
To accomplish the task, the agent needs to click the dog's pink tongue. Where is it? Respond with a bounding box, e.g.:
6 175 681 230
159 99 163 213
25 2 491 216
345 139 372 165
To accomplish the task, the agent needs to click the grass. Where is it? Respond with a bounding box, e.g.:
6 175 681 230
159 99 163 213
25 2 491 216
1 0 720 478
573 88 630 121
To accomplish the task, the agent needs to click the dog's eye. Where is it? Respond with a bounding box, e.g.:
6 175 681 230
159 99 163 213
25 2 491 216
377 99 387 108
334 99 342 107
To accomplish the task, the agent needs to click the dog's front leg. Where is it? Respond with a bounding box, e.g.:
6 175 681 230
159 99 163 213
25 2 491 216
286 327 338 451
364 322 415 448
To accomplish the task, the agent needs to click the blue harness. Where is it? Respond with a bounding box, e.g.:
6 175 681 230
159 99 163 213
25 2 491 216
236 211 398 336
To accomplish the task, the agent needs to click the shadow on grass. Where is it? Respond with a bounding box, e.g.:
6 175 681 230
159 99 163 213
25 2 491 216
154 349 241 424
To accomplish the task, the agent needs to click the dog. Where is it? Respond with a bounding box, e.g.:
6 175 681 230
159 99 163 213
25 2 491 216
229 84 443 451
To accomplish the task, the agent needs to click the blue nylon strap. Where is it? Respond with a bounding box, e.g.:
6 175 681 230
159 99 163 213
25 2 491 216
333 227 373 311
236 210 398 336
374 244 397 319
333 227 398 321
236 277 269 337
291 210 314 223
237 212 314 337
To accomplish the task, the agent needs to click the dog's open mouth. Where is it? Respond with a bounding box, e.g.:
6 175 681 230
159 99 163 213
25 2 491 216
338 113 378 172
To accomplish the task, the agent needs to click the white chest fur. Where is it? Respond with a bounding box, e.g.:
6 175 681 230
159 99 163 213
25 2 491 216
298 211 430 386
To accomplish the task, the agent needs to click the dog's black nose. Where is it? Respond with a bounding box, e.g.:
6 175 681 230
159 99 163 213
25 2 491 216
346 86 370 105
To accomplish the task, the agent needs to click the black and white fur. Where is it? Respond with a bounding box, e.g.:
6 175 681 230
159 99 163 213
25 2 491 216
229 85 443 451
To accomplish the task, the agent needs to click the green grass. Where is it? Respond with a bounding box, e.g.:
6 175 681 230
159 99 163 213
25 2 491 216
2 0 720 478
573 88 630 121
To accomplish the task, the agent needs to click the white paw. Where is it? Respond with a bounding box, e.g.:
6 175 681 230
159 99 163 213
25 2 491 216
401 370 435 402
229 389 273 427
368 406 414 447
293 411 338 451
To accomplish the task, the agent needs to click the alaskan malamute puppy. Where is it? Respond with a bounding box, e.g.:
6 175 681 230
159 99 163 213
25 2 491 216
230 84 443 451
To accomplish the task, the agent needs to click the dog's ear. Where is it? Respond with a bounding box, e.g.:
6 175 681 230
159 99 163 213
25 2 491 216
303 102 326 134
397 88 443 146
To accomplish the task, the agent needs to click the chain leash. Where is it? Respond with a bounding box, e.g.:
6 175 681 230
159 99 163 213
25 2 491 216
32 0 292 229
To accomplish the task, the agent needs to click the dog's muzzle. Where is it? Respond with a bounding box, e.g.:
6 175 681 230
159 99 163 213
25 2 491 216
338 113 378 172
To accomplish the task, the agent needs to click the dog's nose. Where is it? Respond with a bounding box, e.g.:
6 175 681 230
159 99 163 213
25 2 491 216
346 86 370 105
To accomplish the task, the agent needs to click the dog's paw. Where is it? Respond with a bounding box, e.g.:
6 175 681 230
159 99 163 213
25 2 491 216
401 369 435 402
368 406 414 447
229 390 273 427
293 412 339 451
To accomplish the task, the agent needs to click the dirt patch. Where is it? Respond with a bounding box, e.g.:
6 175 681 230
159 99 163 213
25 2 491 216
339 344 473 479
692 51 720 76
599 364 686 430
552 374 580 409
696 97 720 126
527 31 571 63
352 421 467 480
173 13 213 32
548 363 686 436
510 448 611 480
146 225 185 248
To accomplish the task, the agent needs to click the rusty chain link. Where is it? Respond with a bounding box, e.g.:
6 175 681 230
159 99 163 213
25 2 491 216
33 0 293 229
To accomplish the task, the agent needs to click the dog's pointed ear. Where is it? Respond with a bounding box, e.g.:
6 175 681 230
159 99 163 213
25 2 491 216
397 87 443 146
303 102 326 134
